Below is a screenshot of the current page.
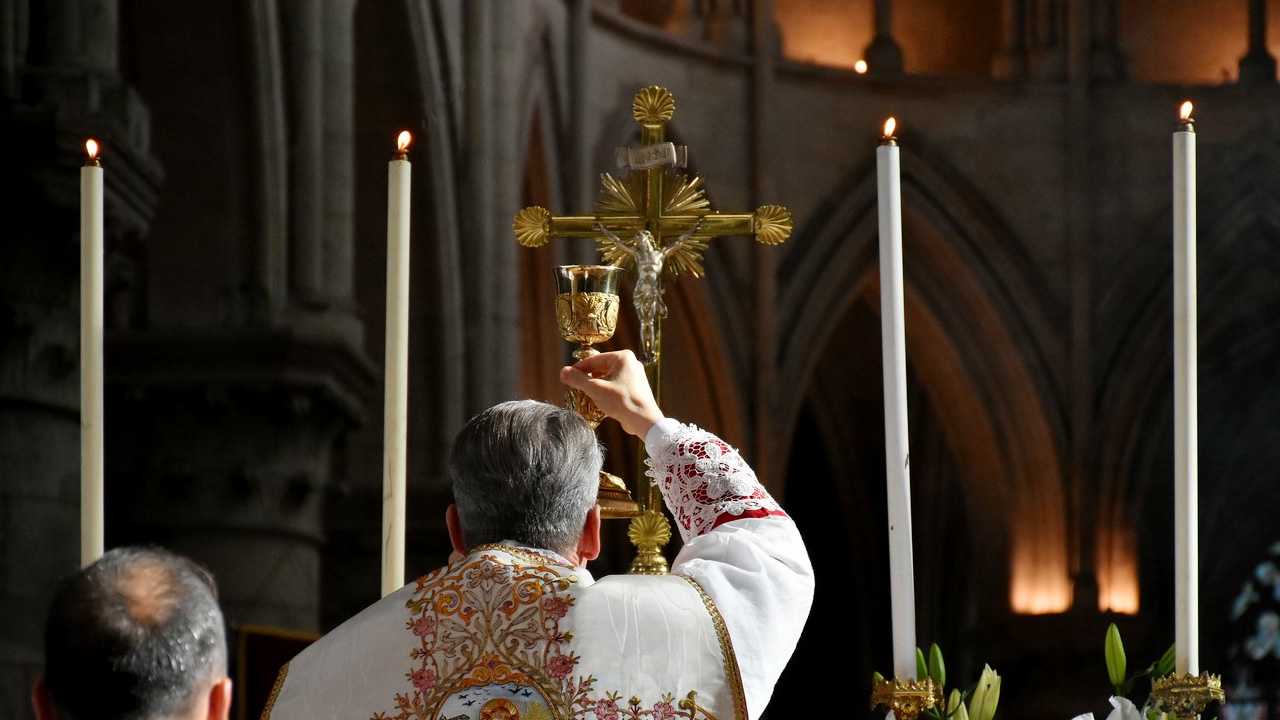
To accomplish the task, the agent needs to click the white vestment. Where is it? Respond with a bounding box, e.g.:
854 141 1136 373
263 419 813 720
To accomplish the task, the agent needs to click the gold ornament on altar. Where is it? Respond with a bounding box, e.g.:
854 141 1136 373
1150 673 1225 720
514 85 793 572
870 677 942 720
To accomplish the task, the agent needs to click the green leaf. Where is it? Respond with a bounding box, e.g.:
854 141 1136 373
873 671 886 685
1153 644 1176 679
1105 624 1127 690
929 643 947 688
917 647 929 681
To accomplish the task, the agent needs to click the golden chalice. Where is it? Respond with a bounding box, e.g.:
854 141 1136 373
554 265 640 518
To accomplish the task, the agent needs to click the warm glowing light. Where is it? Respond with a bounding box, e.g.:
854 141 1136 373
85 138 99 160
1010 511 1073 614
1179 100 1194 121
854 59 868 74
1097 527 1140 614
882 117 896 139
396 130 412 153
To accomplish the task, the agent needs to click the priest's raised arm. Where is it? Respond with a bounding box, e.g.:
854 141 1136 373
561 350 815 716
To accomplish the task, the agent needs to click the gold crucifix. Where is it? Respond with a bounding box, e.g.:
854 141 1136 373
512 85 793 574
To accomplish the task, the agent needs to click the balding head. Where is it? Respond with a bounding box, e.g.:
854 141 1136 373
40 547 228 720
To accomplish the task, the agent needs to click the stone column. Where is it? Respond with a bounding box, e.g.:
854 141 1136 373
695 0 751 52
0 0 27 97
323 0 357 306
1025 0 1065 80
568 0 592 210
1089 0 1124 80
80 0 117 73
0 1 161 715
0 229 82 718
242 0 288 322
863 0 903 76
106 371 352 631
462 0 491 407
1239 0 1276 85
35 0 79 67
99 0 374 636
992 0 1027 79
280 0 326 306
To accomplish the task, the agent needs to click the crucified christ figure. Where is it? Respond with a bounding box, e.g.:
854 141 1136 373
594 218 704 364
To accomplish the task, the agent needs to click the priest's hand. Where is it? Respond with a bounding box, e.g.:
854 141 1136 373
560 350 664 438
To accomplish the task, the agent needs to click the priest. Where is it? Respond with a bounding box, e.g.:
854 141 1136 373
263 350 813 720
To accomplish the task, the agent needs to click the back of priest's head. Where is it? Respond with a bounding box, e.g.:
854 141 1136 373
34 546 231 720
449 399 603 555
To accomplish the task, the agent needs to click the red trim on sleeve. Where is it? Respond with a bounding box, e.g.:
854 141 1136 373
711 508 789 531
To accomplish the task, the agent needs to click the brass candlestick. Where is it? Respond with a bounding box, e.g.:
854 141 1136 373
554 265 641 519
870 677 942 720
1150 673 1225 720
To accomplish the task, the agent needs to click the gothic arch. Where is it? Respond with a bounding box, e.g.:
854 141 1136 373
774 140 1069 613
1094 142 1280 636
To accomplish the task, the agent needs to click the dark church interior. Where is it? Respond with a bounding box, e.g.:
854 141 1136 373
5 1 1280 718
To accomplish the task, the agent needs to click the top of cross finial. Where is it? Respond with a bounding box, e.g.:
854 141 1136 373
633 86 675 128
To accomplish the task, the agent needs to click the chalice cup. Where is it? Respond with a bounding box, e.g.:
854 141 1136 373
555 265 622 427
554 265 640 518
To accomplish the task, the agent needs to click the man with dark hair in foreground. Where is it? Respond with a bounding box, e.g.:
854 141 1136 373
266 350 813 720
32 546 232 720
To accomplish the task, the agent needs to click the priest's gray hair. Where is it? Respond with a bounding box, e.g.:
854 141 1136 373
450 400 603 554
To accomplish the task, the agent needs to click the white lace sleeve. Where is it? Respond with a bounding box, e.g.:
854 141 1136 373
645 418 813 718
644 418 786 542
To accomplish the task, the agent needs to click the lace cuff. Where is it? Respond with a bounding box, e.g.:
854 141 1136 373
644 419 786 542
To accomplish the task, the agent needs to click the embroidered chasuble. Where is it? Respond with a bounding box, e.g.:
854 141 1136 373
262 419 814 720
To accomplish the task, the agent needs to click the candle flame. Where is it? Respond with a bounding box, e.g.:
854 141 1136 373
85 138 99 160
396 130 412 153
883 117 896 138
1179 100 1194 121
854 59 868 74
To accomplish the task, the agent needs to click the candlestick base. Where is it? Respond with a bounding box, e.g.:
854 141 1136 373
870 677 942 720
1150 673 1225 720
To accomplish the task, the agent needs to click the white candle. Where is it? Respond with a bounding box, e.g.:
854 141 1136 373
876 117 917 680
80 139 105 567
1173 100 1198 676
382 130 412 596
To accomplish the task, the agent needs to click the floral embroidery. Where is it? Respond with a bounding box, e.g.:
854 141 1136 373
547 653 577 679
647 424 786 541
542 596 571 621
372 546 723 720
411 668 437 692
594 695 621 720
412 615 435 638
